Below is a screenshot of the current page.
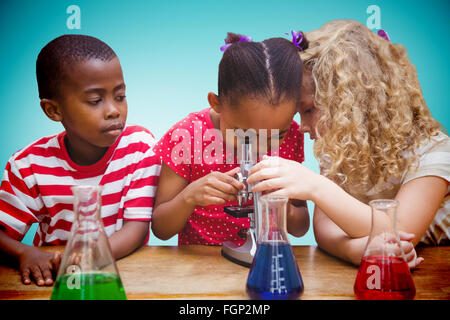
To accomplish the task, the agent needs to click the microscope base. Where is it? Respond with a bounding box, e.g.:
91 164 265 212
221 231 257 268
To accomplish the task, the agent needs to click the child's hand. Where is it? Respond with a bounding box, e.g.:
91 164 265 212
19 246 61 286
184 167 244 206
248 155 317 200
398 231 424 269
367 231 424 270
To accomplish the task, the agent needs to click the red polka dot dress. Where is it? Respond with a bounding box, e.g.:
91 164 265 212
154 108 305 246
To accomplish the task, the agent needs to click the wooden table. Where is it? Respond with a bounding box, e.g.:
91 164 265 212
0 245 449 300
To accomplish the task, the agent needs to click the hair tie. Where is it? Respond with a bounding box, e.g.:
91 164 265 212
377 29 391 42
285 30 304 51
220 35 253 52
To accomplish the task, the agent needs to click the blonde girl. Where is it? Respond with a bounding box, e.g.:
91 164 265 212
248 20 449 268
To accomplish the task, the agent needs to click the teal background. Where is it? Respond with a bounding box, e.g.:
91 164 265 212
0 0 448 246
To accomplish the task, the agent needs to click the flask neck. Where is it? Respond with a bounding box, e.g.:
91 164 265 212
365 199 403 258
72 186 102 222
71 186 103 240
368 200 398 239
259 196 289 243
73 198 101 221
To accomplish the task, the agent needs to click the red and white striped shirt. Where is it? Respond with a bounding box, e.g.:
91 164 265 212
0 125 161 246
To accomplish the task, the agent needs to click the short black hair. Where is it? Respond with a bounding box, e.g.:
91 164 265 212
218 32 308 106
36 34 117 99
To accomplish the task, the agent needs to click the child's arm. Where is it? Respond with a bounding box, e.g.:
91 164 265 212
0 229 61 285
287 200 310 237
107 133 160 257
310 175 448 242
249 156 448 242
249 156 372 237
151 163 194 240
313 206 424 268
0 158 61 285
108 220 149 259
151 163 244 240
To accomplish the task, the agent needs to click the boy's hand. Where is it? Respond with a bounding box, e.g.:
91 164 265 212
184 167 244 207
19 246 61 286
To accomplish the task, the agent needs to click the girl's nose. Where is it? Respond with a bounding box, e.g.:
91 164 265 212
299 122 310 135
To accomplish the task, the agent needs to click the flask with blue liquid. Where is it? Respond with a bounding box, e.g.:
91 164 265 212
246 196 304 300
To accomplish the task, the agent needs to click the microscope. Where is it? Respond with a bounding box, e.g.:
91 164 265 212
221 137 261 267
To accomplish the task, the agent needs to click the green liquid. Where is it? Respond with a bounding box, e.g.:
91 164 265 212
51 273 127 300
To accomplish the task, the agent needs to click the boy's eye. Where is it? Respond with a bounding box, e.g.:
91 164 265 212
116 95 126 102
87 99 102 105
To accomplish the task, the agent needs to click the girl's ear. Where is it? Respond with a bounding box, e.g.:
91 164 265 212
40 99 63 122
207 92 221 114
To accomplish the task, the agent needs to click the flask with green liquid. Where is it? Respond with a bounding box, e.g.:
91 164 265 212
51 185 127 300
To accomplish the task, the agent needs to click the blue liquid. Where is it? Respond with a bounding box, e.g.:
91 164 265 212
246 242 304 300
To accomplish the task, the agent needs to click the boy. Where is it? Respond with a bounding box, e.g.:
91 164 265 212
0 35 161 286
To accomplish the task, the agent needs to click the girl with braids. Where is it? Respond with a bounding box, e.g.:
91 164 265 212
152 33 310 245
248 20 449 268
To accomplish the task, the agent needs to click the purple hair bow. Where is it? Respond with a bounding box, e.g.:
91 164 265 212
220 35 252 52
285 30 304 51
377 29 391 42
220 36 253 52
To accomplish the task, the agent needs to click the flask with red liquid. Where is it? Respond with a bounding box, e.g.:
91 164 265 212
354 199 415 300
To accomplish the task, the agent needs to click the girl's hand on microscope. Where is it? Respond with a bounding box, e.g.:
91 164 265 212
184 167 245 207
248 155 319 200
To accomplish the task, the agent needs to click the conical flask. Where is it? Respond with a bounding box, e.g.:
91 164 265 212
354 199 415 300
246 196 304 299
51 185 127 300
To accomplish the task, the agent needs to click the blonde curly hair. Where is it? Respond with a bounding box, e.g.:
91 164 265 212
300 20 443 195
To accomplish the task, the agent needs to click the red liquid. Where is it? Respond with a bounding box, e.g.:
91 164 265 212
354 256 415 300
